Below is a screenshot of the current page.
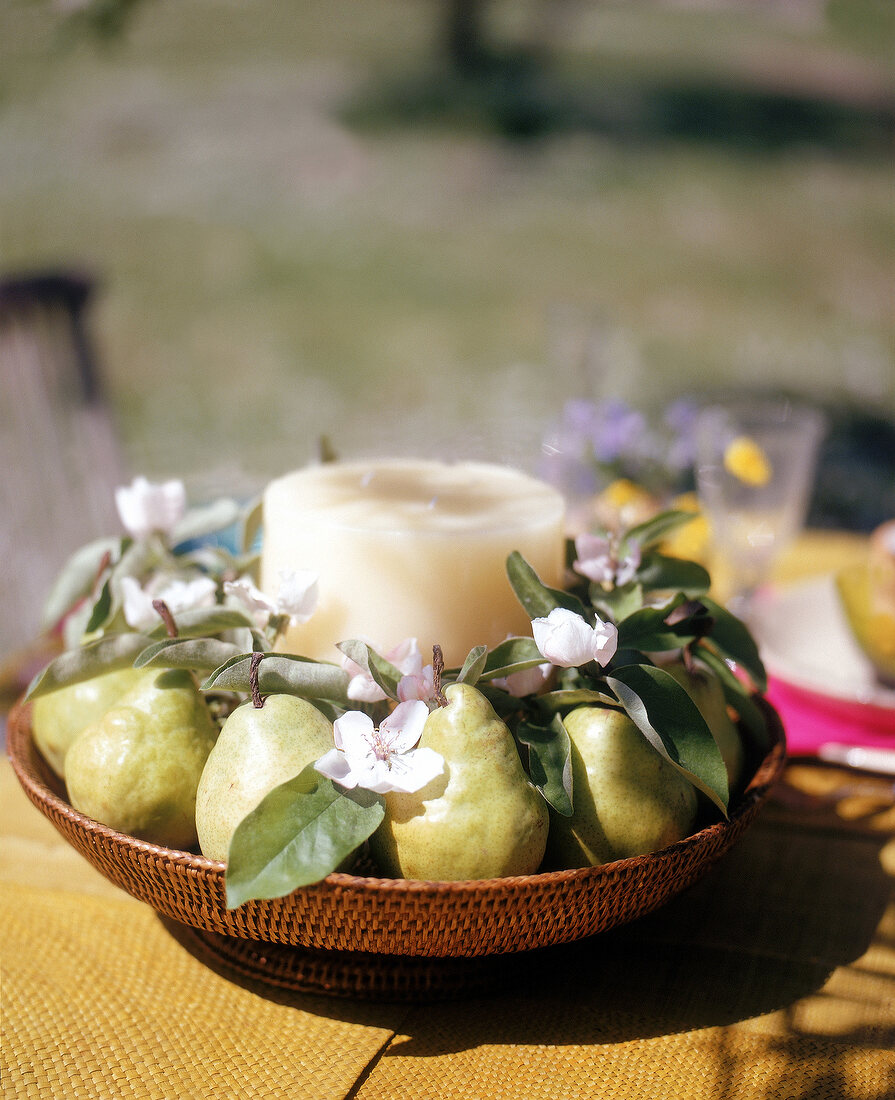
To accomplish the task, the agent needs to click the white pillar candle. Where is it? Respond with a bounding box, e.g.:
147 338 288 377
261 459 566 667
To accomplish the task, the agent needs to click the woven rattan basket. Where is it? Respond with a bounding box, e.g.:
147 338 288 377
7 697 786 999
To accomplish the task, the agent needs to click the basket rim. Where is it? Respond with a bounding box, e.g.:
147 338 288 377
6 694 787 896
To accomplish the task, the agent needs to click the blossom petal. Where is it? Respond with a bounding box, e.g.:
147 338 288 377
120 575 156 630
377 747 445 794
224 578 275 627
573 532 615 585
314 748 358 789
380 700 429 752
155 576 218 618
347 674 388 703
276 570 319 624
532 607 618 669
592 622 619 664
332 710 376 756
387 637 423 675
397 666 435 703
115 477 186 540
496 662 552 698
615 546 642 586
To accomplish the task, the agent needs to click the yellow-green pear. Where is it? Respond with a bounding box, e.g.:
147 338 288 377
195 693 334 862
372 682 549 881
32 667 149 778
836 564 895 686
664 661 744 791
546 705 698 870
64 670 218 849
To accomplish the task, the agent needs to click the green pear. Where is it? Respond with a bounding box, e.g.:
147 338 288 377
546 705 698 870
195 693 334 862
372 682 549 881
663 661 744 791
32 667 149 778
64 670 218 850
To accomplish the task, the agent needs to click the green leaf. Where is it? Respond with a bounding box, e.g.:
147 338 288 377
456 645 488 685
636 553 711 596
624 509 698 551
336 639 402 700
177 545 243 577
591 583 646 623
606 664 729 815
40 536 121 630
84 576 115 635
616 595 698 653
693 647 770 753
225 765 384 907
700 598 768 692
171 498 242 546
25 633 153 700
535 688 620 714
203 653 351 704
478 636 545 681
134 637 244 672
506 551 587 620
515 715 573 816
146 607 256 640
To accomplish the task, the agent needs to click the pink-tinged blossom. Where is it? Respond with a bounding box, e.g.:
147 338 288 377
397 664 436 702
493 661 553 698
573 532 641 587
115 477 187 540
341 637 435 703
315 700 442 795
531 607 618 669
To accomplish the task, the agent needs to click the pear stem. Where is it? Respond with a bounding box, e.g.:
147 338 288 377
250 651 265 708
152 599 178 639
432 644 448 708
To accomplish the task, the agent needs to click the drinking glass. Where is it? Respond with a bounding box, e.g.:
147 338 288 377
695 399 826 617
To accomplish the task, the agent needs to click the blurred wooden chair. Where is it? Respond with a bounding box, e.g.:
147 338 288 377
0 271 126 682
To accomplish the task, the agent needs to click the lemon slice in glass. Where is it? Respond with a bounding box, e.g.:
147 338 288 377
723 436 772 486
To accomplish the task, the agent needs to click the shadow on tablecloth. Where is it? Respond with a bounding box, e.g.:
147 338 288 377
162 807 894 1052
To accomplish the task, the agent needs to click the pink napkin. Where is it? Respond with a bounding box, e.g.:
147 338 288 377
766 674 895 756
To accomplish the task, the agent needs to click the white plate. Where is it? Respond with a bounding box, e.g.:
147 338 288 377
749 575 895 710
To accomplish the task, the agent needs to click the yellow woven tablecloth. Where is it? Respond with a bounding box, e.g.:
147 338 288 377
3 758 894 1100
2 529 894 1099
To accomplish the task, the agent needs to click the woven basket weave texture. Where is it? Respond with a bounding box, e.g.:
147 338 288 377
7 697 785 966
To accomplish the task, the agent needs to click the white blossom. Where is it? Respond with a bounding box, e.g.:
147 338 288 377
115 477 187 540
315 701 442 795
121 574 217 631
274 570 319 623
224 570 318 629
531 607 618 669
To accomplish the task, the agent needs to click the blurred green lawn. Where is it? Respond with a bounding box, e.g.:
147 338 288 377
1 0 893 498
